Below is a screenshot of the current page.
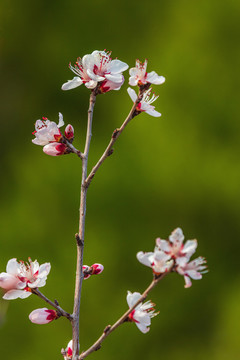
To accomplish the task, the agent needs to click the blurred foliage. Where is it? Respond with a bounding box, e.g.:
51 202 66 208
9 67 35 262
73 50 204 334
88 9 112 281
0 0 239 359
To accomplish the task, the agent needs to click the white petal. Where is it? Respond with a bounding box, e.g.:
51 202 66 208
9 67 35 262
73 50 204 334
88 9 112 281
129 67 138 76
182 240 197 258
136 252 153 267
85 80 98 89
61 77 83 90
127 87 137 102
86 69 105 82
0 273 18 290
127 291 141 308
169 228 184 244
184 275 192 288
105 73 123 83
136 321 150 333
145 108 161 117
38 263 51 278
186 270 202 280
146 72 165 85
58 113 64 128
156 239 170 253
6 258 20 275
128 77 138 86
3 289 32 300
109 59 129 74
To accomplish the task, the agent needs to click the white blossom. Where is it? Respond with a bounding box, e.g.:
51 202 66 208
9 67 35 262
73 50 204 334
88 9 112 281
129 59 165 86
137 248 173 275
156 227 198 261
62 50 128 93
0 258 51 300
32 112 64 146
127 291 158 333
127 87 161 117
176 256 208 288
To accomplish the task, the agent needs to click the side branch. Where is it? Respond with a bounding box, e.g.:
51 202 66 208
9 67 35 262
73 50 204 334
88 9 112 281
79 271 170 360
32 288 73 320
85 89 145 188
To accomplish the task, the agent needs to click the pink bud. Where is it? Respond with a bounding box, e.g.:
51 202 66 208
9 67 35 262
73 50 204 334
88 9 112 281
65 124 74 140
29 308 57 324
91 263 104 275
43 142 67 156
83 265 91 279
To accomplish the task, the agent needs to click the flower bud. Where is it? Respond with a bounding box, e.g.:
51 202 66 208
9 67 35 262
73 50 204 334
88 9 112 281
83 265 91 279
43 142 67 156
29 308 57 324
91 263 104 275
65 124 74 141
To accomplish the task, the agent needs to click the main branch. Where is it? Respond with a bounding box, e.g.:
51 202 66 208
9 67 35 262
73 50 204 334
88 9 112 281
72 91 96 360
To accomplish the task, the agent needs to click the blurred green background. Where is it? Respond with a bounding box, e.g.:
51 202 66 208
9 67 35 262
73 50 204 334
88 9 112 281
0 0 240 359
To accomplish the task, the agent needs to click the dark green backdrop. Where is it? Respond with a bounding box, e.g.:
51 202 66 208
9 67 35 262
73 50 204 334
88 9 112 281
1 0 240 359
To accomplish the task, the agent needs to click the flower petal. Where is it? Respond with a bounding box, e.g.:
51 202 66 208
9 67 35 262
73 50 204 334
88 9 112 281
127 87 137 102
146 72 165 85
6 258 20 275
3 289 32 300
109 59 129 74
61 77 83 90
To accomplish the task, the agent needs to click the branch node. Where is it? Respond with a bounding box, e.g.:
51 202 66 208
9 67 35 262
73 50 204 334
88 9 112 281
107 149 114 157
112 128 120 139
54 299 59 306
104 325 111 333
75 233 84 247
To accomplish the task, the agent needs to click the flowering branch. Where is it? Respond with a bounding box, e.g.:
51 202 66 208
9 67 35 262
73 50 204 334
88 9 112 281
72 91 97 359
85 88 145 188
78 270 171 360
32 288 73 320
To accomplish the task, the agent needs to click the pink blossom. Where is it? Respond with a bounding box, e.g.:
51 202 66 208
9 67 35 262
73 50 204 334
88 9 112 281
127 291 158 333
156 227 198 261
29 308 57 324
137 248 173 275
129 59 165 87
176 256 208 288
127 87 161 117
0 258 51 300
62 50 128 92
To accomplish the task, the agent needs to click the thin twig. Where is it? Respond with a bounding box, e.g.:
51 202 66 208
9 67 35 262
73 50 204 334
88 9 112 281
79 270 170 360
72 91 97 360
32 288 73 320
85 88 145 188
62 137 84 159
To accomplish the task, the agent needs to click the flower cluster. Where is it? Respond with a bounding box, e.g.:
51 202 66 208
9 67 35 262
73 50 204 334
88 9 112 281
32 113 75 156
128 59 165 118
0 258 50 300
127 291 158 333
62 50 129 93
137 228 207 288
83 263 104 280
